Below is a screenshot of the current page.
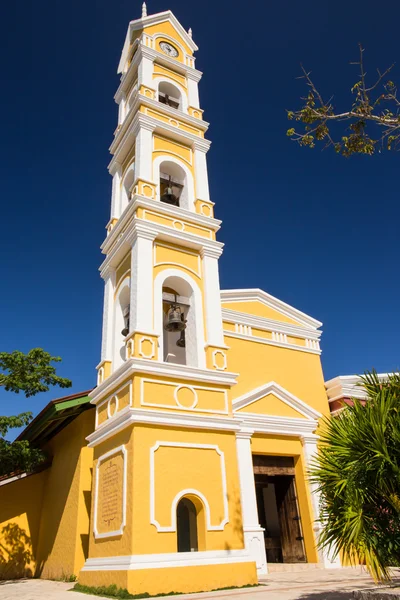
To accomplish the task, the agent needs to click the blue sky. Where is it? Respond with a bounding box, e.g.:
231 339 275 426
1 0 399 433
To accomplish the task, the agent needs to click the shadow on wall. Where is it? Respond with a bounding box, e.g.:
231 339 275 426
0 523 33 580
224 490 244 551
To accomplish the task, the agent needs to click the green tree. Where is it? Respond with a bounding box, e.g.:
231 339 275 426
311 371 400 581
287 45 400 156
0 349 72 477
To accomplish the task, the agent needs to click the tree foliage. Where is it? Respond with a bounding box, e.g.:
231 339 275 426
311 371 400 581
287 45 399 156
0 349 72 477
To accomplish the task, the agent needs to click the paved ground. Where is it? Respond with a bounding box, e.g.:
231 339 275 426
0 568 399 600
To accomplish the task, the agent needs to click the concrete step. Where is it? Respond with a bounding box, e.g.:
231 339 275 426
265 563 324 573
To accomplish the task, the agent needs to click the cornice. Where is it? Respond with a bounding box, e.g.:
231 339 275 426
223 331 321 356
89 358 239 405
100 217 224 276
109 112 211 165
233 412 318 437
220 288 322 330
221 308 321 340
101 196 221 256
325 373 390 403
87 408 240 448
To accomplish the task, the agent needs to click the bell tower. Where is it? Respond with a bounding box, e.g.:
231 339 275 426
80 5 258 595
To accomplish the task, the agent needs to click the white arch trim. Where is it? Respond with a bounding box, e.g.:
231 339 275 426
153 76 188 113
149 442 229 532
154 268 206 368
153 154 195 212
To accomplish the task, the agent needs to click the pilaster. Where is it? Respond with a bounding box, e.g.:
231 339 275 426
301 435 341 568
129 223 156 336
235 429 267 575
110 162 122 220
134 121 155 183
201 247 225 349
193 139 210 202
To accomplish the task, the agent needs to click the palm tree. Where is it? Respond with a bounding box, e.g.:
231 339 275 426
311 371 400 581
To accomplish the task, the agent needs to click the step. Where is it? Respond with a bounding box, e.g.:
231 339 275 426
265 563 324 573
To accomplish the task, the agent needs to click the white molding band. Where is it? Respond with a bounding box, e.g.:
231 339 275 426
81 548 253 572
149 441 229 532
224 331 321 356
222 308 321 341
93 445 128 539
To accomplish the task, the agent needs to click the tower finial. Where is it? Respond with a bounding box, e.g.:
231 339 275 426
188 27 192 38
142 2 147 18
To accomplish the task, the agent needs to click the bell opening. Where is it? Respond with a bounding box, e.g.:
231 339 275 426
160 175 182 207
163 295 187 366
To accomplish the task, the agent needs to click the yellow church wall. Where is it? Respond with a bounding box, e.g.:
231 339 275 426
153 135 193 170
115 252 131 289
154 242 201 278
226 336 330 417
80 561 257 595
142 209 213 240
153 63 187 88
131 425 244 554
97 383 131 427
251 435 319 564
222 301 303 326
144 22 193 57
136 376 228 415
35 410 94 579
142 107 203 138
236 393 307 419
0 470 48 579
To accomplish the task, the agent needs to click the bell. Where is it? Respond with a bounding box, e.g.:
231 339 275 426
161 176 179 206
121 326 129 337
165 304 186 332
176 329 185 348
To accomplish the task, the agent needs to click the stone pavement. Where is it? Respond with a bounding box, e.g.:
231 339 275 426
0 568 399 600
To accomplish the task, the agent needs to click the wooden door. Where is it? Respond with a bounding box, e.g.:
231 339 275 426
275 476 306 563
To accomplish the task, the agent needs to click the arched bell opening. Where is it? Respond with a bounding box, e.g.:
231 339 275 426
162 284 188 366
113 280 130 370
158 81 182 110
176 498 198 552
120 164 135 215
159 160 187 209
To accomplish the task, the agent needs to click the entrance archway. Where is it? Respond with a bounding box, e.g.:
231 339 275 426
177 497 198 552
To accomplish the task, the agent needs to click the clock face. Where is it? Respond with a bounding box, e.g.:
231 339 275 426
160 41 179 58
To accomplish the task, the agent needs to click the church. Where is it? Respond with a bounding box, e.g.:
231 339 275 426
0 6 344 593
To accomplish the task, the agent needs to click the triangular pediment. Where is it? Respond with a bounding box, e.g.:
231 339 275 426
232 382 322 420
221 289 322 329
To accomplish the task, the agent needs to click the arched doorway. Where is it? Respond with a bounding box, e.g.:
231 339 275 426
177 498 198 552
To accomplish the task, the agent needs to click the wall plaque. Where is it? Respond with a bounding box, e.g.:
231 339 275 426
94 446 126 538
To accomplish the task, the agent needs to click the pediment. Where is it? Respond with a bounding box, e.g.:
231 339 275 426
232 382 322 420
221 289 322 329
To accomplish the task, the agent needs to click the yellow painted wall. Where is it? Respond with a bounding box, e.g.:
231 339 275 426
153 135 193 170
251 435 318 563
222 301 303 325
236 393 307 419
153 63 187 89
226 336 330 417
35 410 94 579
144 22 193 57
0 470 47 579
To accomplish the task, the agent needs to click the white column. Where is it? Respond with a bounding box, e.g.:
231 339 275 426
187 73 200 108
110 162 122 219
193 141 210 202
201 248 225 347
138 51 154 88
236 430 268 575
100 268 116 362
301 435 341 568
118 94 126 124
134 123 154 183
129 224 156 334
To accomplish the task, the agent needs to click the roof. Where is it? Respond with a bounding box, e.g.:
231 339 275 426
220 288 322 329
325 373 390 403
118 10 198 74
17 389 93 446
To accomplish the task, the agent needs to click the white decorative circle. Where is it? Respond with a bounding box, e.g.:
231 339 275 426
173 220 185 231
174 385 198 409
107 395 119 419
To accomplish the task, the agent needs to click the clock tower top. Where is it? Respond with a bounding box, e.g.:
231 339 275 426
118 7 198 74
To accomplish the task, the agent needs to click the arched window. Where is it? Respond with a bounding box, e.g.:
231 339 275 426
113 279 130 370
158 160 188 209
177 498 198 552
158 81 182 110
120 164 135 215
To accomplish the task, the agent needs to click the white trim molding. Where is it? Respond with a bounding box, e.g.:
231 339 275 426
81 548 253 572
93 445 128 539
232 381 322 420
149 442 229 532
